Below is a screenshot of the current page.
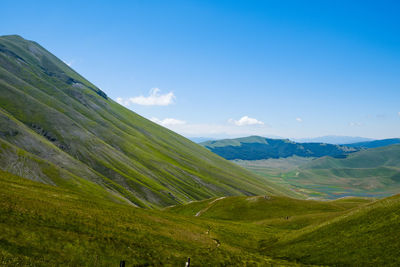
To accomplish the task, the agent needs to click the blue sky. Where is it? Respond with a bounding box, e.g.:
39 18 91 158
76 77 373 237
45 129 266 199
2 0 400 139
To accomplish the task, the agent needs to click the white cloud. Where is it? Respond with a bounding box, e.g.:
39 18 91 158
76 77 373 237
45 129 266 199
117 88 175 106
398 112 400 117
296 117 303 122
349 122 362 127
229 116 264 126
151 117 186 126
146 117 274 138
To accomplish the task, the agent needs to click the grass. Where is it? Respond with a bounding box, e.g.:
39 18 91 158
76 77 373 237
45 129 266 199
167 195 373 223
265 194 400 266
0 169 298 266
2 170 399 266
167 193 400 266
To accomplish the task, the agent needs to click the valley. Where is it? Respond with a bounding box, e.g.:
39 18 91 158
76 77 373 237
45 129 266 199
204 136 400 199
0 33 399 266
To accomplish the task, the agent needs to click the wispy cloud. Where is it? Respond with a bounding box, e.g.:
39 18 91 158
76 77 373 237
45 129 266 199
398 111 400 117
151 117 186 126
349 122 362 127
296 117 303 122
116 88 175 106
147 116 274 138
229 116 264 126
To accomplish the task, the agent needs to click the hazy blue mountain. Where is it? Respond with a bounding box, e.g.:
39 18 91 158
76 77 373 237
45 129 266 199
294 135 374 144
201 136 358 160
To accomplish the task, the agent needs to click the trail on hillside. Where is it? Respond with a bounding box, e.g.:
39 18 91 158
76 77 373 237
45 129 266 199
195 197 226 217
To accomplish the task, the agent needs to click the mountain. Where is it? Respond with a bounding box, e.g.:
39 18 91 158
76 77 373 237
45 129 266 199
0 35 289 208
346 138 400 149
284 144 400 198
201 135 358 160
294 135 374 144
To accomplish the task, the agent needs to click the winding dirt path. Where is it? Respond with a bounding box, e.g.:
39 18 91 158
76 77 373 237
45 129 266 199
195 197 225 217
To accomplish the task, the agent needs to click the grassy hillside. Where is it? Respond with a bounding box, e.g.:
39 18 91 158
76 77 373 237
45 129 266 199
283 144 400 198
168 194 400 265
0 34 289 207
201 136 357 160
0 170 297 266
265 194 400 266
167 195 372 222
3 171 398 266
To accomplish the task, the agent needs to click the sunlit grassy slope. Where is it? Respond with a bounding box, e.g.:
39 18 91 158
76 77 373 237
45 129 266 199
168 194 400 266
265 194 400 266
167 195 372 222
0 170 297 266
0 34 292 207
2 171 397 266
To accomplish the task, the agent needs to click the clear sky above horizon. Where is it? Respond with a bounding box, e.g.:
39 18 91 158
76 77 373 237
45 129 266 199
2 0 400 139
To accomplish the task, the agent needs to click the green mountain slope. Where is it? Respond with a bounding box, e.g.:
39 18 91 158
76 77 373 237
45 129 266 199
0 35 288 208
201 135 358 160
284 144 400 198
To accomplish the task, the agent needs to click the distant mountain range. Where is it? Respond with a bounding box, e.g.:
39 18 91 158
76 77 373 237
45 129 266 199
200 136 358 160
293 135 374 144
346 138 400 149
202 135 400 161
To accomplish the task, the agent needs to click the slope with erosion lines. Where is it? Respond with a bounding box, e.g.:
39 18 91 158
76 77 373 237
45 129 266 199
0 35 290 207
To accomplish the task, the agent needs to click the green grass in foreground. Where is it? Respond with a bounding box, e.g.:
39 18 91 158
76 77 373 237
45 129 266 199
0 169 296 266
2 169 399 266
169 194 400 266
265 194 400 266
